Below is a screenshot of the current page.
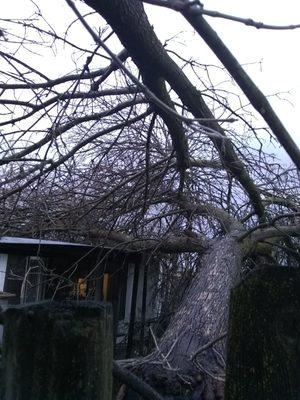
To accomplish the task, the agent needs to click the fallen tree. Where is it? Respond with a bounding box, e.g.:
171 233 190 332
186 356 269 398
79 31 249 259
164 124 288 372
1 1 300 399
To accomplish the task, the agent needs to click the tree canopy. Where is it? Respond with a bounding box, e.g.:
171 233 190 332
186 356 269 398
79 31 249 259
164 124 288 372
1 0 299 247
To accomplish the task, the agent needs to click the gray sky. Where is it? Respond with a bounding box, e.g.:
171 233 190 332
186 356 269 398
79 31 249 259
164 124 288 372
145 0 300 161
2 0 300 163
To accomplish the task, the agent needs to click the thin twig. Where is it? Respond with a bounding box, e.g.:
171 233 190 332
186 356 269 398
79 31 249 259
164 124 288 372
190 331 227 361
150 326 172 369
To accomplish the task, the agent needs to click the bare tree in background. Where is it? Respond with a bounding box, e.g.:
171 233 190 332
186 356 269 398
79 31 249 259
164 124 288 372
1 1 300 398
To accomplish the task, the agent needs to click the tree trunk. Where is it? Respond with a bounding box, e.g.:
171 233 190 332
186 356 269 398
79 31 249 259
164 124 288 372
225 268 300 400
1 301 113 400
137 236 242 399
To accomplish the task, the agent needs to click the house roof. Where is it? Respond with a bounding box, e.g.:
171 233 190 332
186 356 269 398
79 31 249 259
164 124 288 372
0 236 132 257
0 236 91 248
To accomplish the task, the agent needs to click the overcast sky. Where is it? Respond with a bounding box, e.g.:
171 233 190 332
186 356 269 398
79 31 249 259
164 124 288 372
2 0 300 164
145 1 300 162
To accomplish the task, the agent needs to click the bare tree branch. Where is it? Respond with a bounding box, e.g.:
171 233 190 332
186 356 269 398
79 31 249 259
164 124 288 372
83 0 265 218
180 9 300 170
113 362 164 400
141 0 300 30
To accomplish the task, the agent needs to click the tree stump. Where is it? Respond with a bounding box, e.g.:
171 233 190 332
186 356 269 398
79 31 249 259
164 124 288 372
1 300 113 400
225 267 300 400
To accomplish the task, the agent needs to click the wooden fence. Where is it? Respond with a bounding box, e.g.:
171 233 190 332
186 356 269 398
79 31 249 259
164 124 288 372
225 267 300 400
0 301 113 400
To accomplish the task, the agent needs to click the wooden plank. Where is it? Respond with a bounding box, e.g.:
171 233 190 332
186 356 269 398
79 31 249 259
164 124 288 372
103 273 109 301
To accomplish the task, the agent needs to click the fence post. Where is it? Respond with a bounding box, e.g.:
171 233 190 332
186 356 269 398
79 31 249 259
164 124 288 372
225 267 300 400
1 300 113 400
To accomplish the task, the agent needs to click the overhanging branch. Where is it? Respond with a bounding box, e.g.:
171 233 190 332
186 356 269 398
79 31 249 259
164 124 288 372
141 1 300 30
181 10 300 170
243 224 300 243
83 0 265 219
88 229 210 253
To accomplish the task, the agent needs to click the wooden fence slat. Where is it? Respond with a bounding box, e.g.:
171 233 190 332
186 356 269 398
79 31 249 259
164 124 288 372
1 300 113 400
225 267 300 400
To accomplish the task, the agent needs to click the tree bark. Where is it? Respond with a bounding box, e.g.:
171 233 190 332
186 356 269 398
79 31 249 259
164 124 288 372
136 236 242 399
